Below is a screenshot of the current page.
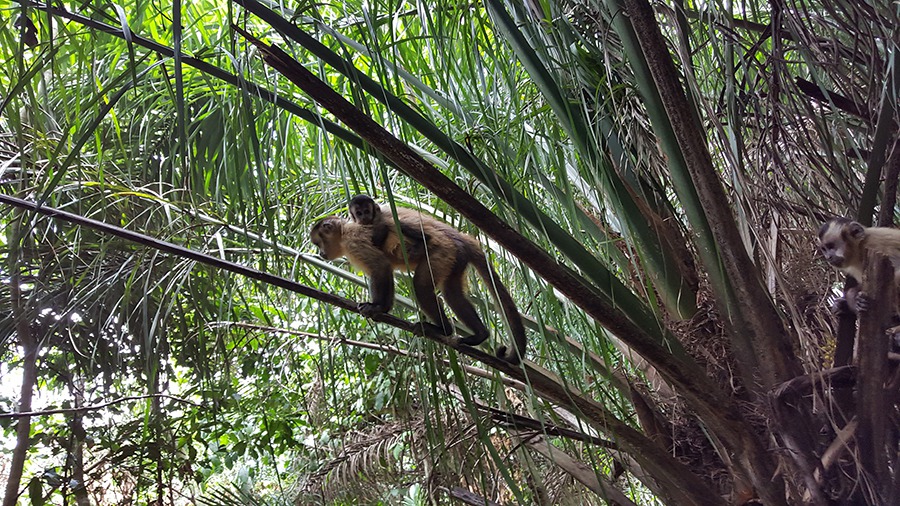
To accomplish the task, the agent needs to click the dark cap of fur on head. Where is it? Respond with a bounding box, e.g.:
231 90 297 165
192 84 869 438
819 217 852 239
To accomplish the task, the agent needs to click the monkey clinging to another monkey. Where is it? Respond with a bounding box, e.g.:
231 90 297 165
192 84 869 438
310 195 527 364
348 194 428 260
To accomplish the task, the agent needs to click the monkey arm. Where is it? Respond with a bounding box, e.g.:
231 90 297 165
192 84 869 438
345 238 396 316
359 262 394 316
371 225 390 248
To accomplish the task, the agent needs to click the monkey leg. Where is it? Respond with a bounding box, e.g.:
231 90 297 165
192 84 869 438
412 263 454 335
443 271 490 347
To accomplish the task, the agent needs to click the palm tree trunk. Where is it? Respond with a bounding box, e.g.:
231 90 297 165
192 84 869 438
2 215 39 506
1 338 37 506
70 378 91 506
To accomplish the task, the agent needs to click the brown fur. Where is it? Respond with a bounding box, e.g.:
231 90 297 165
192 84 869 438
311 204 526 364
818 218 900 313
818 218 900 281
348 195 429 265
349 195 391 249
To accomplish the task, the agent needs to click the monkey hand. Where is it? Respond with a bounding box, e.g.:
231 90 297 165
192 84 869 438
830 297 853 315
358 302 388 317
855 292 871 313
889 328 900 353
831 286 865 315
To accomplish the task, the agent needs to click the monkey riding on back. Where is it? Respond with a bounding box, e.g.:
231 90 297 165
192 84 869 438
310 195 527 364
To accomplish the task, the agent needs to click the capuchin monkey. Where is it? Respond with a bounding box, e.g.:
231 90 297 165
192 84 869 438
818 217 900 313
310 204 527 364
348 194 426 259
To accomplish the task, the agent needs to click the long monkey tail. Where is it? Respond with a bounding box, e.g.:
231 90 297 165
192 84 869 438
470 252 527 365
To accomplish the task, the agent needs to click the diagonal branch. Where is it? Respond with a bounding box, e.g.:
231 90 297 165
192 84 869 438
230 22 723 407
229 25 775 504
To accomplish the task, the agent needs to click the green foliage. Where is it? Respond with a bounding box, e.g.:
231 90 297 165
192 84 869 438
0 0 896 504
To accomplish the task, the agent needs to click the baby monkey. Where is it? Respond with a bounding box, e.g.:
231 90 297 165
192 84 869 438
348 194 427 259
818 217 900 313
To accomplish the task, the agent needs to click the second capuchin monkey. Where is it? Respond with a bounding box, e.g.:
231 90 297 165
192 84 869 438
818 217 900 312
310 205 527 364
348 194 427 258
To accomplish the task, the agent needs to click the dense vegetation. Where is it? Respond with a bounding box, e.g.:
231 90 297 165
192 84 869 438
0 0 897 504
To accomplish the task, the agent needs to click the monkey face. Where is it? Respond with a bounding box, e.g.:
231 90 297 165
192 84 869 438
350 203 376 224
310 218 344 260
819 238 849 268
818 218 865 269
349 195 378 225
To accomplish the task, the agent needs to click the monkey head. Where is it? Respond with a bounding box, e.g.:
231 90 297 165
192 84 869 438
349 194 380 225
818 217 865 270
310 217 346 260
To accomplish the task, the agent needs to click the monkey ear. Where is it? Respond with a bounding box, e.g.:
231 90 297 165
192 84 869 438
848 222 865 239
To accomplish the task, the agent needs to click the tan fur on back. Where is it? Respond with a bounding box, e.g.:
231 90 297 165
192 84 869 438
378 207 466 288
327 207 482 290
863 227 900 257
824 224 900 281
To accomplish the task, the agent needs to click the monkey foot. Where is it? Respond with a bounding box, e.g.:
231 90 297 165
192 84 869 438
417 321 454 336
358 302 388 317
457 332 489 347
495 345 522 365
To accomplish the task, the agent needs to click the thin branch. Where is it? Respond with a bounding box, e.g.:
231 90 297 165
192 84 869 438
771 365 856 397
858 57 900 226
819 418 857 477
794 77 871 121
480 404 616 448
521 434 640 506
0 195 666 481
0 394 199 419
877 141 900 227
445 486 500 506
